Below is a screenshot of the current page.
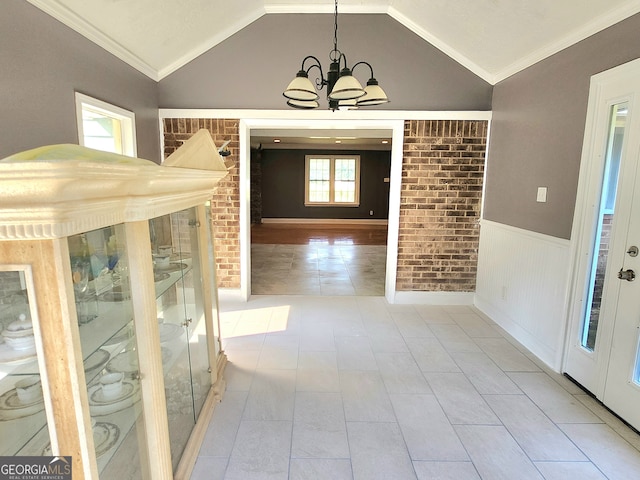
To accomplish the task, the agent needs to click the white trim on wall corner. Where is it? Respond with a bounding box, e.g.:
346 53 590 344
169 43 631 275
27 0 159 80
158 109 492 122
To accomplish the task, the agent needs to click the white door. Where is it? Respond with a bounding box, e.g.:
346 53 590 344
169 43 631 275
565 58 640 430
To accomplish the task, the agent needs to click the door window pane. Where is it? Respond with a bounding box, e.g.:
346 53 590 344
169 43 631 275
581 103 627 350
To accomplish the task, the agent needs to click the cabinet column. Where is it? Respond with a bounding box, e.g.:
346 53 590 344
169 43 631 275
0 239 99 479
124 220 173 478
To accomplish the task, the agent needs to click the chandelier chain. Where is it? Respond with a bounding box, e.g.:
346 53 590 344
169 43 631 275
331 0 339 61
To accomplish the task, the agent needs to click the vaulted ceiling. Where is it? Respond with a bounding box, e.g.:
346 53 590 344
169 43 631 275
27 0 640 84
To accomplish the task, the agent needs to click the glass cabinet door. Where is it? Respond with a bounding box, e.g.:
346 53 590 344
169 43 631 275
150 207 212 471
0 268 47 457
69 225 146 479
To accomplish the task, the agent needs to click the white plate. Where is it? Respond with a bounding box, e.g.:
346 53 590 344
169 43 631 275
0 387 44 420
159 323 183 343
156 262 187 272
0 343 37 365
43 422 119 457
88 380 140 416
154 272 170 282
84 348 110 374
106 350 138 375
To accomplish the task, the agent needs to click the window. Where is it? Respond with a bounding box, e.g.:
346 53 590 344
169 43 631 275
305 155 360 206
75 93 137 157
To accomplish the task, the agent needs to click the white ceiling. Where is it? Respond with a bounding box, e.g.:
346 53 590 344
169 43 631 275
27 0 640 84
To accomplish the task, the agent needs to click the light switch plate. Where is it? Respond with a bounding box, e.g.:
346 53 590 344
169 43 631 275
537 187 548 203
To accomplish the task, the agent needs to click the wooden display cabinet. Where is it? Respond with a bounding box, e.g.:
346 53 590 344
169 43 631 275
0 130 227 479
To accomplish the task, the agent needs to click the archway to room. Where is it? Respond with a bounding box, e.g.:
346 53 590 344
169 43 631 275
249 128 392 296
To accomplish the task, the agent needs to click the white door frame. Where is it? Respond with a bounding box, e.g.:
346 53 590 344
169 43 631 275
159 109 493 303
239 115 405 303
563 57 640 395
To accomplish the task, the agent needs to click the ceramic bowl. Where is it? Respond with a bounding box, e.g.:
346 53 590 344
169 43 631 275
4 314 33 338
15 377 43 404
157 245 173 256
3 334 35 351
153 254 171 270
99 372 124 400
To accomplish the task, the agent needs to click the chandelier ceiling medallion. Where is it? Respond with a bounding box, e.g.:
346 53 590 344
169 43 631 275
283 0 389 111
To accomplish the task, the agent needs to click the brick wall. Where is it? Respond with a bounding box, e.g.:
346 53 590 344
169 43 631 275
397 120 487 292
162 118 487 293
163 119 240 289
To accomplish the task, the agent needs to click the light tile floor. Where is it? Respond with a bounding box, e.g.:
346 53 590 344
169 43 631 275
191 295 640 480
251 244 387 296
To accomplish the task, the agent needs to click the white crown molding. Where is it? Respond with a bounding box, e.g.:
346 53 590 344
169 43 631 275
386 6 495 85
158 108 492 121
157 7 267 80
493 1 640 84
26 0 159 81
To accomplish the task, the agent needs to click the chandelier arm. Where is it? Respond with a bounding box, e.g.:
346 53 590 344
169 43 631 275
339 52 349 71
352 61 375 79
301 56 327 90
307 64 327 90
301 55 322 73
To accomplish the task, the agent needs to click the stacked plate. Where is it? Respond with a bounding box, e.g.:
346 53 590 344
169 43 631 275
2 314 35 351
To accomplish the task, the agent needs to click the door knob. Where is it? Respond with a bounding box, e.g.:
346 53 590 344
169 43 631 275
627 246 639 257
618 268 636 282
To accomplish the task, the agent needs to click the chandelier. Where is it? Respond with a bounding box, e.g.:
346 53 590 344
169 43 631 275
283 0 389 111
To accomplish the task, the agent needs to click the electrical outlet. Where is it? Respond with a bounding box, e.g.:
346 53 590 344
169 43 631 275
501 286 508 301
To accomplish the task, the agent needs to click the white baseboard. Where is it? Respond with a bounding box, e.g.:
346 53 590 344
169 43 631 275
260 218 388 226
474 296 559 371
218 288 246 302
393 291 475 305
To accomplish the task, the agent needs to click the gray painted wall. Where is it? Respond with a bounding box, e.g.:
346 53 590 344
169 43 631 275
159 14 492 111
484 13 640 240
1 1 160 162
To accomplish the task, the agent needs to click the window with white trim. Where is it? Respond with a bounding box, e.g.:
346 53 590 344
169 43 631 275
305 155 360 206
75 92 137 157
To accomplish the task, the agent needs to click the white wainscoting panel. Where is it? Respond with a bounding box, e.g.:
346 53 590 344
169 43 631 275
474 220 571 371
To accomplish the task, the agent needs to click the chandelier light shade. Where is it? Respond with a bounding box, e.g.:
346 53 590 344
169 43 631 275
283 70 319 101
357 77 390 106
286 98 321 109
282 0 389 110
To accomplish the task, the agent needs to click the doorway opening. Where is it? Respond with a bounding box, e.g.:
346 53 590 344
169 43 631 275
248 129 392 296
238 118 405 302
